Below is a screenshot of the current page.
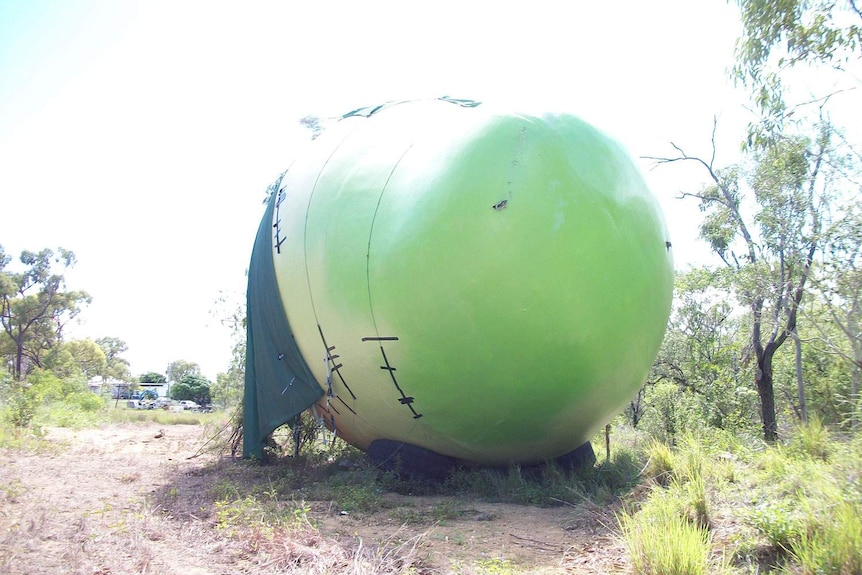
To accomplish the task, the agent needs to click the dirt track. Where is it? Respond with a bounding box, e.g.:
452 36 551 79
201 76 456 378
0 423 626 574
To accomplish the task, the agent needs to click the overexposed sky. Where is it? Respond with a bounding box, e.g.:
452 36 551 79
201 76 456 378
1 0 751 379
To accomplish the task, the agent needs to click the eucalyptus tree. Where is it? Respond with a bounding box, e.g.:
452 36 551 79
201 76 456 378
211 290 246 408
733 0 862 145
0 246 91 380
96 336 131 381
139 371 167 384
811 203 862 426
643 267 756 436
43 338 106 379
648 123 834 441
166 359 200 383
170 374 212 405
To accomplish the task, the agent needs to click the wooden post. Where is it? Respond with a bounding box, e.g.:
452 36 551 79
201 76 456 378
605 423 611 461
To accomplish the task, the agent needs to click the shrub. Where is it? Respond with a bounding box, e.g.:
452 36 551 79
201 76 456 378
750 499 804 552
5 387 38 428
64 391 105 412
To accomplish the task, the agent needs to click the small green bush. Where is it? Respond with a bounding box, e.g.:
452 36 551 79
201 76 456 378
750 499 804 552
64 391 105 412
6 389 38 428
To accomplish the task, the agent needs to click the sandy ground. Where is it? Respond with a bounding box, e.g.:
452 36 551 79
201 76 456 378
0 423 626 574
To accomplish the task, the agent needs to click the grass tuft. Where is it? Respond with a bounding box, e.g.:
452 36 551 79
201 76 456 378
644 440 676 486
619 491 714 575
786 415 831 461
787 499 862 575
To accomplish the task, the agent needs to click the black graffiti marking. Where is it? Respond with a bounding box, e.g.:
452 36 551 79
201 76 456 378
361 336 400 342
377 344 422 419
336 396 357 415
317 325 357 400
273 189 287 254
274 231 286 254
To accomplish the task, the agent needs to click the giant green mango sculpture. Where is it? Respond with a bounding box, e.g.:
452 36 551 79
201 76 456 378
243 97 673 468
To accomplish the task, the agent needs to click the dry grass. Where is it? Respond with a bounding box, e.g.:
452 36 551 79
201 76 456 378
223 525 431 574
5 415 858 575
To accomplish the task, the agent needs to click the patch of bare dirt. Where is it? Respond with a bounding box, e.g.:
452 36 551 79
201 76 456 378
0 423 628 574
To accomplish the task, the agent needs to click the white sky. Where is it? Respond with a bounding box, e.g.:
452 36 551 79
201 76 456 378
1 0 754 380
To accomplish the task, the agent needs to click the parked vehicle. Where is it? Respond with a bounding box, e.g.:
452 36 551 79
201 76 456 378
178 400 200 411
154 397 173 409
126 400 154 409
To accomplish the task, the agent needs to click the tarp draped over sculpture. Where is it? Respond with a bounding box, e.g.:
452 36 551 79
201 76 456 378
242 190 322 460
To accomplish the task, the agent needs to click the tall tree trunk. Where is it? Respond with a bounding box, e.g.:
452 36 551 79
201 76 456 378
793 329 807 424
15 338 24 381
756 351 778 442
852 361 860 430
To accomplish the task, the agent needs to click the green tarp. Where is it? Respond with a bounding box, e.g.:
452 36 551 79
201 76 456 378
242 189 323 459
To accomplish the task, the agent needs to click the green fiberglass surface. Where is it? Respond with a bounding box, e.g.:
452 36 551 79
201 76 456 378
260 98 673 465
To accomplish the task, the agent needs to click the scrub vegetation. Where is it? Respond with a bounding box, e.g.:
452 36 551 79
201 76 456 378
3 409 859 574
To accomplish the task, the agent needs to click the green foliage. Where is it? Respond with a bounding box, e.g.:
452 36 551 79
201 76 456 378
750 498 805 552
740 421 862 573
43 402 104 428
95 336 131 381
211 290 246 408
212 341 244 408
139 371 166 383
4 384 38 428
733 0 861 145
640 435 713 531
682 475 711 531
170 374 212 405
327 478 383 514
639 382 698 443
811 202 862 429
64 390 105 412
28 369 88 403
0 367 107 430
0 417 52 452
0 246 91 380
43 339 106 379
166 359 200 383
658 120 840 441
169 382 191 400
642 268 760 441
